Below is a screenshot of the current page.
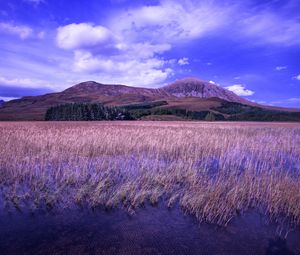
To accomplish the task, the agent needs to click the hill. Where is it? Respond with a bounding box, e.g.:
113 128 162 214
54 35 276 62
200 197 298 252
163 78 249 104
0 78 299 121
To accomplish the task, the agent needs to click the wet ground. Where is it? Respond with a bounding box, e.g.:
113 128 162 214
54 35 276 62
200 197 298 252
0 205 300 255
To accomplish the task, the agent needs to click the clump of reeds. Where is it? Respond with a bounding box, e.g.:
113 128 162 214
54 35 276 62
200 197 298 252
0 121 299 227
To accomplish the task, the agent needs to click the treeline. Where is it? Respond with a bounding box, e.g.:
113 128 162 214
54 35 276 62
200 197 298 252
45 102 223 121
126 106 225 120
215 102 300 121
123 100 168 110
45 103 133 121
45 101 300 122
121 100 224 120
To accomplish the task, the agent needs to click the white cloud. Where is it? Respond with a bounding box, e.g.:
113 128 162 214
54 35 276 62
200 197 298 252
225 84 254 96
56 23 115 50
296 75 300 81
0 96 19 102
56 2 223 87
52 1 300 88
240 12 300 46
0 76 54 89
209 80 216 84
23 0 45 5
269 97 300 107
73 51 165 73
288 98 300 103
102 67 173 87
0 22 33 39
122 42 171 59
110 0 232 43
178 57 189 66
275 66 287 71
72 50 173 86
56 22 174 86
110 1 300 47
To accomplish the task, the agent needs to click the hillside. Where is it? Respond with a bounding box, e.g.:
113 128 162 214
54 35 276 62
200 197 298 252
163 78 249 104
0 78 299 121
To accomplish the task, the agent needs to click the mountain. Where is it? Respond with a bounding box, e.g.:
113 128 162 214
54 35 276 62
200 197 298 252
0 100 4 107
0 77 299 121
163 78 249 104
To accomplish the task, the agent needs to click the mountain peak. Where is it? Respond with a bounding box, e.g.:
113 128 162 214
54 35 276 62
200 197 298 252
163 77 248 104
64 81 104 93
171 77 208 84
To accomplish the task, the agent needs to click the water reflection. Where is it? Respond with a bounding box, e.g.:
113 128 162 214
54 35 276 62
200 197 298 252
0 205 299 255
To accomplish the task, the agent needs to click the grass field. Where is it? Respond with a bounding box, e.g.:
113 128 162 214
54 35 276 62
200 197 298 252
0 121 300 228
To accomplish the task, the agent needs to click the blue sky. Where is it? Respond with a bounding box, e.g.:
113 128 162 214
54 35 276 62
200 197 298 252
0 0 300 107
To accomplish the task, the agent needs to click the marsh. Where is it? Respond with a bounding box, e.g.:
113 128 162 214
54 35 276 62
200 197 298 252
0 121 300 254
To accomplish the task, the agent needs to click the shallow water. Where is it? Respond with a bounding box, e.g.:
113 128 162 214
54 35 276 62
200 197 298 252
0 205 300 255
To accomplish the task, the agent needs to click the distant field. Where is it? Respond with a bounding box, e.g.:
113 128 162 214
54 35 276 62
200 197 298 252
0 121 300 227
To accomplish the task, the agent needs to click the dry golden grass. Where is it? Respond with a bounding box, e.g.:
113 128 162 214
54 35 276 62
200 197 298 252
0 121 300 226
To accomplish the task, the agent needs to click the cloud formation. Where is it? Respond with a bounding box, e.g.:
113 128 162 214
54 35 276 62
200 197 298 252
240 12 300 46
72 50 173 86
178 58 189 66
225 84 254 96
288 98 300 103
23 0 46 6
57 23 115 51
55 1 235 86
56 22 173 86
0 22 32 39
54 0 300 87
110 0 231 43
110 0 300 47
275 66 287 71
0 76 53 89
0 96 18 102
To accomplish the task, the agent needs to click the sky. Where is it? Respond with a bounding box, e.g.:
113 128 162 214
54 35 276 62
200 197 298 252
0 0 300 107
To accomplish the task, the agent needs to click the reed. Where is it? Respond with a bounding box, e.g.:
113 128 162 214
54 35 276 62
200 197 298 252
0 121 299 226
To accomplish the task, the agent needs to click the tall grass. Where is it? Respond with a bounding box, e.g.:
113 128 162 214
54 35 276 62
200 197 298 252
0 121 300 227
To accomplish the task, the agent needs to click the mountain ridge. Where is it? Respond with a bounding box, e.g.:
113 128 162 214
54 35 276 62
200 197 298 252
163 78 250 104
0 77 299 121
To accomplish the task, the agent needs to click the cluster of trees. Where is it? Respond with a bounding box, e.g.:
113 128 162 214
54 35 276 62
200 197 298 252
123 100 168 110
126 105 224 121
45 103 133 121
228 110 300 121
215 102 300 121
45 102 223 121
